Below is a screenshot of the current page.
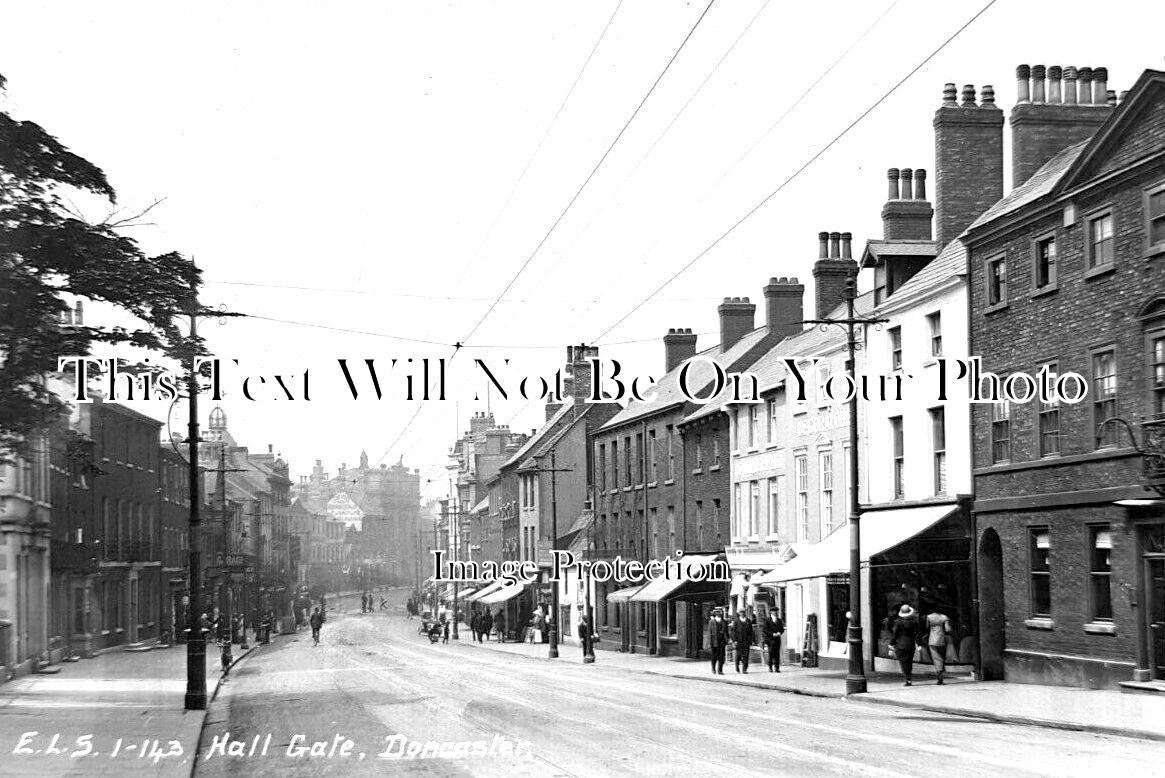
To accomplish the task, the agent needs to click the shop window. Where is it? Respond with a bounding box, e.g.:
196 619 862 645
663 601 677 637
1030 529 1051 618
1091 348 1118 447
1087 211 1114 269
1089 526 1113 621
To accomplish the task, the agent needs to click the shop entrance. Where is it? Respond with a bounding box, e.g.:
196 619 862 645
1150 557 1165 680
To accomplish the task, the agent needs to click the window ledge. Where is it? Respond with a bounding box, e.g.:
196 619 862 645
1145 245 1165 260
647 481 658 489
691 468 704 476
1024 618 1054 631
1083 621 1116 635
1083 263 1116 281
765 534 781 542
1031 284 1059 299
709 465 721 473
663 479 675 486
622 486 633 493
984 302 1009 315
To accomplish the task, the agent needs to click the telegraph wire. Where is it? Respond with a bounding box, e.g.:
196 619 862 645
702 0 901 199
448 0 626 293
591 0 1000 345
457 0 718 348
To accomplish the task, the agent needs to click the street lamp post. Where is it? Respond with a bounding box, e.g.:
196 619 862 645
804 274 887 696
528 451 573 659
184 310 206 710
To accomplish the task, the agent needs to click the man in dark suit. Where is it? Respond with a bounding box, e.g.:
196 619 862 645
707 608 729 675
732 610 755 673
762 609 785 672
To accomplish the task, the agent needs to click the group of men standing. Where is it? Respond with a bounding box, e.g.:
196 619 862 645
470 607 504 642
707 608 784 675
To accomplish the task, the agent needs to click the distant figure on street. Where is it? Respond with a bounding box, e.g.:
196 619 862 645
441 613 450 644
707 609 728 675
381 596 389 611
481 608 493 643
732 610 754 673
925 608 953 685
309 606 324 646
493 610 505 642
578 613 594 658
890 604 922 686
406 598 416 619
762 609 785 673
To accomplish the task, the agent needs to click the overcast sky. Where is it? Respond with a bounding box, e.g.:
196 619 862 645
4 0 1162 500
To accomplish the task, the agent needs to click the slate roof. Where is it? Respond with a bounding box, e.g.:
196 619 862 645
861 240 939 267
965 141 1087 232
604 325 774 429
502 397 576 469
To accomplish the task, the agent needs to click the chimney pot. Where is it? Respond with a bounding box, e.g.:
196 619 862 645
1093 67 1108 106
980 85 995 106
1031 66 1046 103
942 83 958 106
1106 89 1117 108
914 168 927 200
763 275 805 341
961 84 977 106
840 232 853 260
829 231 841 258
899 168 913 200
1078 67 1093 104
887 167 900 200
717 296 756 352
1048 66 1063 103
818 232 829 258
1016 64 1031 104
1064 66 1078 105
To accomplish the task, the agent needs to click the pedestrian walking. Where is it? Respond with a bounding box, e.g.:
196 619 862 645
309 606 324 646
762 609 785 672
707 608 728 675
578 613 594 658
925 608 953 685
890 604 922 686
441 613 449 644
732 610 754 673
481 608 492 643
493 610 505 642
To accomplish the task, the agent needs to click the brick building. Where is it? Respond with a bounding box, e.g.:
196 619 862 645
965 66 1165 687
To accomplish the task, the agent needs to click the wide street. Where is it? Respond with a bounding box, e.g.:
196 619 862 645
192 591 1165 777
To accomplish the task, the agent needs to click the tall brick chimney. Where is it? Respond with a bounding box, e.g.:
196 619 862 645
934 83 1004 248
567 343 599 403
718 297 756 352
663 328 697 372
763 277 804 341
813 231 858 318
1010 64 1113 188
881 167 933 240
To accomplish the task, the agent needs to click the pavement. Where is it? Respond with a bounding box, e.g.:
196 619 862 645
197 598 1165 776
445 614 1165 743
0 634 268 777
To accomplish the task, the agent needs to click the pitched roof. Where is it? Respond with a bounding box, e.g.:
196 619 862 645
503 397 576 469
604 325 774 429
964 141 1086 232
682 293 874 423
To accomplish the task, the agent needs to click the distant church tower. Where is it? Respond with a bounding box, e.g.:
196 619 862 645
359 450 369 471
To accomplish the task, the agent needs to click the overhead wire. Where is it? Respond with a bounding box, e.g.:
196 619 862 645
590 0 1001 345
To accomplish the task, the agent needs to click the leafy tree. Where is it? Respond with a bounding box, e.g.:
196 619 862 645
0 72 202 459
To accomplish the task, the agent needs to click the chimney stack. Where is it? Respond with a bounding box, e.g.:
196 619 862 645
763 277 804 341
717 297 756 352
881 167 934 240
663 328 698 372
813 231 858 318
934 82 1004 248
1010 63 1113 188
567 343 599 403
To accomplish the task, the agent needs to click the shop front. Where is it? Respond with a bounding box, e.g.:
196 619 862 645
627 554 727 658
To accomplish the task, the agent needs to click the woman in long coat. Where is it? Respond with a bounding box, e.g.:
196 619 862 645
890 604 922 686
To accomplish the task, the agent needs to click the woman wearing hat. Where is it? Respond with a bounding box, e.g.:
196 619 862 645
889 604 922 686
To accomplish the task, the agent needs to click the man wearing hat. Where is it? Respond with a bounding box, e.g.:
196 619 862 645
707 608 729 675
889 603 922 686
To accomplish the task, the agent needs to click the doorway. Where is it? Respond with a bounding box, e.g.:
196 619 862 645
1150 558 1165 680
978 528 1005 680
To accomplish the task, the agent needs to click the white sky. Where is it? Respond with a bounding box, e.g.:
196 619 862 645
4 0 1162 501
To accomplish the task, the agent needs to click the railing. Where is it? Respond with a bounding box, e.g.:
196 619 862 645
1145 417 1165 484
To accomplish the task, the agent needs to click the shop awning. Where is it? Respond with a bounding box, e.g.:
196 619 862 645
478 583 525 605
605 584 645 603
629 554 725 603
465 580 504 603
754 504 961 585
